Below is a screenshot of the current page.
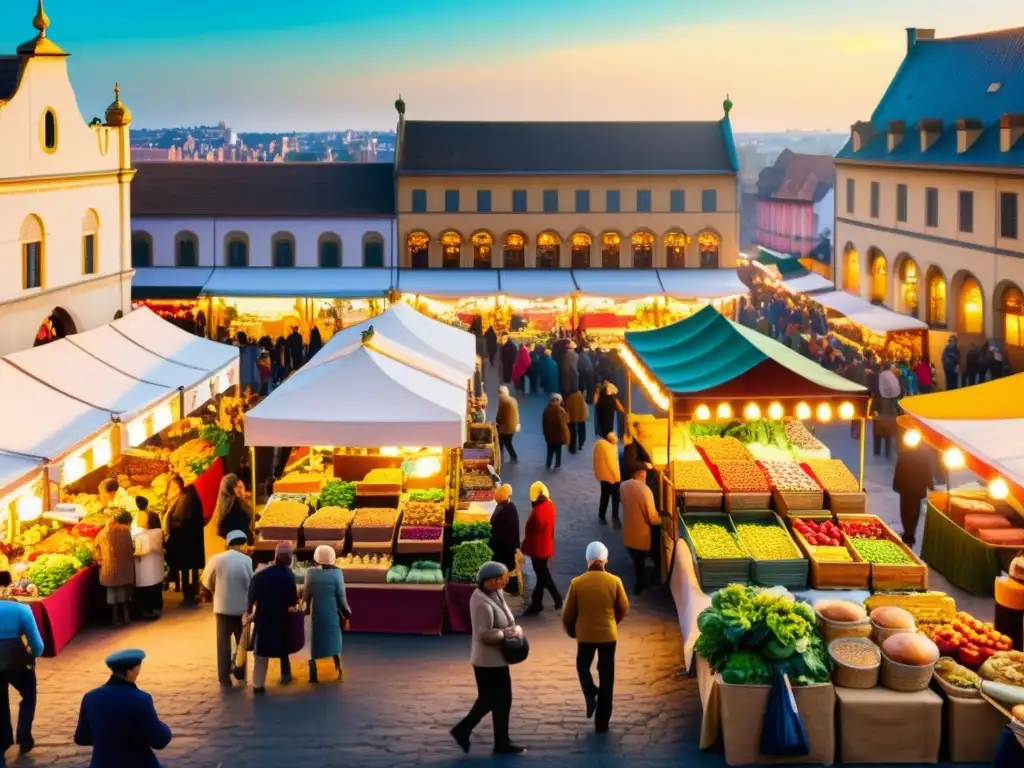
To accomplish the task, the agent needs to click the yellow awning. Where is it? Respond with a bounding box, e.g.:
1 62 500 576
900 373 1024 420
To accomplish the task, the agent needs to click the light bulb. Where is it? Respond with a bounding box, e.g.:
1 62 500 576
796 402 811 420
817 403 833 422
989 477 1010 500
838 402 855 420
767 402 784 420
903 429 922 448
694 404 711 422
92 435 112 467
716 403 733 420
16 494 43 522
943 447 965 470
743 403 761 421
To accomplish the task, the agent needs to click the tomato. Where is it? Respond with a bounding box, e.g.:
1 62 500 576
958 645 984 669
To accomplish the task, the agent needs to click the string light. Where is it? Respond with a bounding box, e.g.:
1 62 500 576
16 494 43 523
618 344 670 411
796 402 811 420
694 404 711 421
743 403 761 421
816 403 833 422
943 447 965 470
838 402 855 420
767 402 784 420
989 477 1010 500
716 403 733 420
903 429 922 448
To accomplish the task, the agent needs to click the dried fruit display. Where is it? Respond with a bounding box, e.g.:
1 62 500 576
715 461 770 492
759 461 820 492
352 508 398 528
303 507 354 530
686 522 746 560
734 523 800 560
672 461 720 492
805 460 860 493
784 421 827 453
258 500 309 528
402 501 445 527
694 436 751 462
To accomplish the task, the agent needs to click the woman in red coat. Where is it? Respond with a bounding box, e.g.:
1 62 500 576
522 482 562 616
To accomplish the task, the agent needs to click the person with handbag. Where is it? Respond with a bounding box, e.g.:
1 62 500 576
246 542 299 693
302 545 351 684
450 562 526 756
561 542 629 733
0 571 44 762
202 530 253 686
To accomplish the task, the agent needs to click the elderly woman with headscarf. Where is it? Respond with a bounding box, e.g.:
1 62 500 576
489 485 521 593
215 474 253 546
450 561 526 756
302 545 351 684
247 542 299 693
522 482 562 616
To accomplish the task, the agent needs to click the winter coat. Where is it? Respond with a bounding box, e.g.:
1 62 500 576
484 328 498 360
247 563 299 658
565 391 588 423
74 676 172 768
577 352 595 402
942 344 960 372
594 390 621 436
500 340 517 382
164 487 206 570
593 438 621 483
893 445 935 501
512 345 531 384
620 479 660 551
238 344 261 392
94 522 136 588
541 355 560 394
542 402 570 446
303 565 351 659
218 496 253 544
489 501 521 572
496 393 519 435
561 349 579 393
286 331 304 371
523 499 556 560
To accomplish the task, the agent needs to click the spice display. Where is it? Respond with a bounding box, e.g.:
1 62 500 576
408 488 445 503
318 481 356 509
686 522 746 560
451 540 494 582
258 500 309 528
671 461 720 491
759 461 820 492
399 526 443 541
715 461 770 492
934 657 980 688
353 508 398 528
402 501 445 527
784 421 828 453
363 468 403 485
850 539 913 565
694 436 751 462
804 459 860 493
734 522 799 560
831 640 880 668
303 507 354 530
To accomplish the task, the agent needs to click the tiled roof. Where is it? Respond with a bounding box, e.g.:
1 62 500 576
398 120 736 175
131 161 396 218
0 56 22 101
838 27 1024 167
757 149 834 202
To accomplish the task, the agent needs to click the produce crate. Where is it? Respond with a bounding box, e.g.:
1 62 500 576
396 529 444 555
725 491 772 511
256 526 301 541
772 488 825 516
838 514 928 591
678 513 751 591
302 526 349 542
788 513 870 590
349 524 396 544
730 511 808 590
827 491 867 514
681 490 724 512
354 492 400 509
338 565 389 584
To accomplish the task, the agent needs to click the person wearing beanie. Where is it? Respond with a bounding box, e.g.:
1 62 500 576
303 545 351 683
495 386 520 465
592 432 621 524
246 541 299 692
522 482 562 616
489 485 521 593
202 530 254 685
450 562 526 756
541 393 570 470
562 542 629 733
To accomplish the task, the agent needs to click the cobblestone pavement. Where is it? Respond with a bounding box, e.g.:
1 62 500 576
10 365 987 767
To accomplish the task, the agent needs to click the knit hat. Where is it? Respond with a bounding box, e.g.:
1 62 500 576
493 484 512 503
274 541 293 557
313 545 336 566
585 541 609 563
529 481 550 503
476 561 509 586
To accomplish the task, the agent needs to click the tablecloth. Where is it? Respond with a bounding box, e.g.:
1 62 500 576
26 566 99 656
669 540 711 672
445 581 474 633
946 694 1009 763
345 584 446 635
921 500 1003 596
193 456 225 524
834 685 942 764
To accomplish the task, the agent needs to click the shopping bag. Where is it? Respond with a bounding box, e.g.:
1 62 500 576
233 622 251 680
285 609 306 655
759 668 809 757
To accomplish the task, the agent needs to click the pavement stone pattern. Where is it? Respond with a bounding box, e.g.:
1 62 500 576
7 363 988 767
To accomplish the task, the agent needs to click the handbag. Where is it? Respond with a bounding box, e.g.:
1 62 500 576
285 609 306 655
233 622 251 680
484 590 530 665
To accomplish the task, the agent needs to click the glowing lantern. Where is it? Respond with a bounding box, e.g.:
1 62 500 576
816 404 833 422
716 403 733 420
903 429 922 448
989 477 1010 500
838 402 855 420
767 402 784 420
694 404 711 422
796 402 812 420
743 403 761 421
943 447 965 470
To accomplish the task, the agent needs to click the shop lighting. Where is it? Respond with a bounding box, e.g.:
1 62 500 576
816 403 833 422
795 402 812 421
903 429 922 448
767 402 784 420
716 403 733 420
152 403 173 433
380 447 400 457
410 456 442 478
743 403 761 421
62 454 87 485
17 494 43 523
127 418 147 446
92 434 112 468
694 404 711 422
617 344 670 411
989 477 1010 500
838 402 856 420
943 447 966 470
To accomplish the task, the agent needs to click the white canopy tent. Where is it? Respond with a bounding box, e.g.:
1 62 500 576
113 306 238 376
245 340 467 448
0 452 45 500
572 270 663 300
911 417 1024 488
656 269 748 300
782 272 835 295
308 334 468 388
66 325 206 389
814 291 928 334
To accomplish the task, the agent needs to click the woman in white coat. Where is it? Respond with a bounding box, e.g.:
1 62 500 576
132 499 165 619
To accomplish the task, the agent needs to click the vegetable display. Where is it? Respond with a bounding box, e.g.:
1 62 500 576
318 481 356 510
687 522 746 560
408 489 445 503
759 461 820 492
842 520 886 539
715 461 770 492
850 539 913 565
27 554 81 597
694 584 831 686
784 422 828 454
672 461 720 492
734 522 799 561
452 521 491 545
402 501 445 527
404 561 444 584
922 611 1013 659
804 459 860 493
451 540 494 582
934 657 980 688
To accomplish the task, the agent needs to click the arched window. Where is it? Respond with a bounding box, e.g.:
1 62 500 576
363 232 385 267
1002 285 1024 347
960 276 984 335
407 232 430 269
571 233 592 269
272 232 295 267
131 231 152 268
897 257 919 317
698 232 720 268
503 233 525 269
601 233 621 269
42 109 57 152
471 232 493 269
20 215 44 290
318 233 342 267
665 232 689 269
82 209 99 275
927 267 947 327
441 231 462 269
536 233 561 269
844 245 860 295
632 232 655 269
175 231 199 267
224 232 249 267
869 249 887 304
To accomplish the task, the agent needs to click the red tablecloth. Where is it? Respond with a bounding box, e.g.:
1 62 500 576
445 581 474 633
193 457 224 523
345 584 446 635
26 566 99 657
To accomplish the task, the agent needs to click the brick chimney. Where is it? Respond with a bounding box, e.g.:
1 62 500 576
887 120 906 152
917 118 943 152
851 121 877 152
906 28 936 53
956 118 983 154
1001 114 1024 152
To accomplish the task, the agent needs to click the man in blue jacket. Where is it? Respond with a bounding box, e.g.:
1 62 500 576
74 649 172 768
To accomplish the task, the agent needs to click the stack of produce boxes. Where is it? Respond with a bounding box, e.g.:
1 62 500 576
714 461 771 511
256 498 310 545
732 512 808 590
759 460 824 514
803 459 866 513
397 496 445 554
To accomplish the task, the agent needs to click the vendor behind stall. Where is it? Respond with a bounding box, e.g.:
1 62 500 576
98 478 136 515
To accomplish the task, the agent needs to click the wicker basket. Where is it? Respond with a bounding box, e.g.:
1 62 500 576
829 638 880 689
880 652 936 692
931 669 981 699
818 614 872 645
871 619 916 646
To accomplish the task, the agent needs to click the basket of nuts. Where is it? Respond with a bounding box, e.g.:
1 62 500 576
829 637 881 689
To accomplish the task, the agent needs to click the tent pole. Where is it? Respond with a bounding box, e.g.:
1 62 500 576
249 446 258 510
858 417 866 490
626 368 632 419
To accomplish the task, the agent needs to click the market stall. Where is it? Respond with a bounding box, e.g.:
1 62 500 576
810 290 929 362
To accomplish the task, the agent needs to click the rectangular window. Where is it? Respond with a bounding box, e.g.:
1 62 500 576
701 189 717 213
606 190 621 213
1002 192 1020 239
512 190 527 213
575 190 590 213
846 178 855 214
870 181 880 219
542 190 559 213
444 189 460 213
896 184 908 223
925 187 939 228
83 234 96 275
411 189 427 213
670 190 685 212
23 242 42 289
636 189 652 213
476 190 492 213
958 190 974 233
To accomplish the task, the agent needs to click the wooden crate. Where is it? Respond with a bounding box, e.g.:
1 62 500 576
838 514 928 591
827 491 867 515
678 513 751 590
725 491 772 511
772 488 825 516
682 490 724 512
788 514 870 590
731 511 808 590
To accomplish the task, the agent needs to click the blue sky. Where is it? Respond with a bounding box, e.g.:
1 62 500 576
2 0 1020 131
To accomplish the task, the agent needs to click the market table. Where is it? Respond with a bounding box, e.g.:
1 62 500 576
834 685 942 764
445 581 474 633
345 583 445 635
921 501 1008 596
25 565 99 657
945 694 1009 763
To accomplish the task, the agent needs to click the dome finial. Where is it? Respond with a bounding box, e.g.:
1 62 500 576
395 94 406 116
105 83 132 127
723 93 734 117
33 0 49 37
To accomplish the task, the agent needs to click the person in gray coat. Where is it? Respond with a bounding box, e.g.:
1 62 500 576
561 342 579 396
302 545 351 683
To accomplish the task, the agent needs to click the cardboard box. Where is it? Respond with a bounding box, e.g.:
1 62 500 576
835 686 941 764
947 695 1008 763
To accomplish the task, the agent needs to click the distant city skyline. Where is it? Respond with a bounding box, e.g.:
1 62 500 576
3 0 1020 132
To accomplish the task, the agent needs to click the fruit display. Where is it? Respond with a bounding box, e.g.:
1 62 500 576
715 461 770 492
850 539 913 565
804 459 860 493
842 519 886 539
352 508 398 528
258 500 310 529
59 493 104 517
784 421 829 455
759 461 820 492
16 521 61 548
402 501 445 527
831 639 880 668
934 657 980 688
119 452 171 479
864 592 957 625
686 521 746 560
3 579 37 598
694 436 751 462
398 526 443 540
923 611 1014 663
337 553 392 583
303 507 354 530
408 488 445 503
318 481 356 509
451 539 494 582
978 650 1024 684
671 461 720 492
734 522 800 560
792 518 852 561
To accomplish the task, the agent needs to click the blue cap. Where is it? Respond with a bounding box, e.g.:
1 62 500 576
105 649 145 672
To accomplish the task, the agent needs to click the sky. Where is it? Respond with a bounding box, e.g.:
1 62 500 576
2 0 1021 132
